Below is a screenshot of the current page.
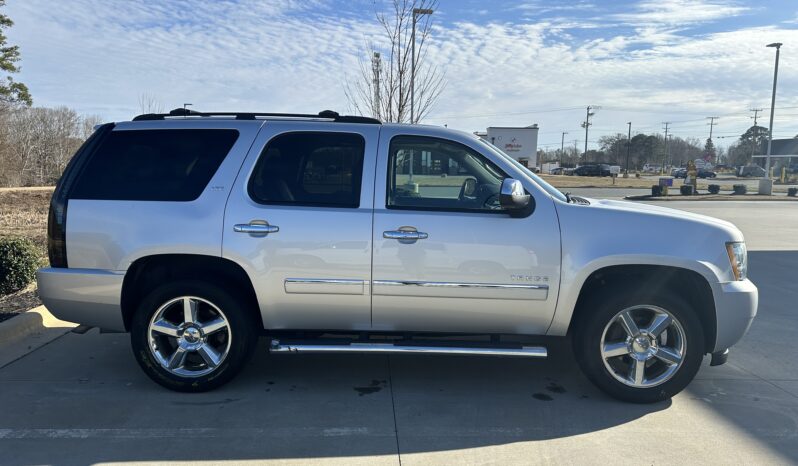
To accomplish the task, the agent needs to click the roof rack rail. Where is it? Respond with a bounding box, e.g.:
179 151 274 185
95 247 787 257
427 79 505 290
132 108 381 124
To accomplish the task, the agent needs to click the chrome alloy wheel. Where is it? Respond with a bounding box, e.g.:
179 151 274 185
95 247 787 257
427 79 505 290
600 305 687 388
147 296 232 378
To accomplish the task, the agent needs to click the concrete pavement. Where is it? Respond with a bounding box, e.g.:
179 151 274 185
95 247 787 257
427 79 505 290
0 201 796 465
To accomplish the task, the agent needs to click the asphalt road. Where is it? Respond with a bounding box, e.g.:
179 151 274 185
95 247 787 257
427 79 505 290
0 201 796 465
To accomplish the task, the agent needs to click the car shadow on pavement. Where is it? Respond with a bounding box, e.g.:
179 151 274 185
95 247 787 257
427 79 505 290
0 331 669 464
684 250 798 463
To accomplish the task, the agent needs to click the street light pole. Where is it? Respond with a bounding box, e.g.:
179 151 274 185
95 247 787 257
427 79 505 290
411 8 434 125
765 42 782 177
561 131 568 165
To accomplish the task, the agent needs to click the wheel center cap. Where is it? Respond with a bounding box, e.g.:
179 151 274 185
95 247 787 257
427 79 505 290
183 326 201 343
633 336 651 352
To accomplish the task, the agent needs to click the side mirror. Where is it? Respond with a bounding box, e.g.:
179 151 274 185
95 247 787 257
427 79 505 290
499 178 533 216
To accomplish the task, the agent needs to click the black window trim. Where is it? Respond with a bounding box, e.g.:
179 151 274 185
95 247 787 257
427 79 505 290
247 130 367 209
385 134 511 215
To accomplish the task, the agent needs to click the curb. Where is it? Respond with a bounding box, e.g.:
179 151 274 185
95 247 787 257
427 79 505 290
624 194 798 202
0 306 77 368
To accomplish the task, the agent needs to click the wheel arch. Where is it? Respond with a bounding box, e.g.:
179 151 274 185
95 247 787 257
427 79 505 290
564 264 717 353
121 254 261 332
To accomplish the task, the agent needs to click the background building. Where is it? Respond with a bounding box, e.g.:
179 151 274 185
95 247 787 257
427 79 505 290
476 125 539 168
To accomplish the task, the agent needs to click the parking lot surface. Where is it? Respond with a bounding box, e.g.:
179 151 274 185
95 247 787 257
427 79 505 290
0 200 796 465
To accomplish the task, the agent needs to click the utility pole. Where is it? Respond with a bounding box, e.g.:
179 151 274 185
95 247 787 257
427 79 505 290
560 131 568 165
625 122 632 173
662 122 670 173
573 139 579 162
750 108 762 159
707 116 719 164
372 52 381 119
581 106 595 161
765 42 782 177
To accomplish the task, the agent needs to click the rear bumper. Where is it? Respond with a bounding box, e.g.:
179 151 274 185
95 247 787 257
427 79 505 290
713 278 758 352
36 268 126 332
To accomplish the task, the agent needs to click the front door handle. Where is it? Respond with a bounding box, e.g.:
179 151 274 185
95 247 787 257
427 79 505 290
383 229 428 243
234 221 279 237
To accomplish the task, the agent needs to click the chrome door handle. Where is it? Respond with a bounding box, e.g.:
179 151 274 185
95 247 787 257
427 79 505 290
383 230 428 240
234 222 279 236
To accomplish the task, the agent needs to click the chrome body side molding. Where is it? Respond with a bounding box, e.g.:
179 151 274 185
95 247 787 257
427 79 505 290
284 278 366 295
372 280 549 300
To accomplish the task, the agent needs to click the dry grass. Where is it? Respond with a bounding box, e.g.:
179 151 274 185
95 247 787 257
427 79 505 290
0 187 53 260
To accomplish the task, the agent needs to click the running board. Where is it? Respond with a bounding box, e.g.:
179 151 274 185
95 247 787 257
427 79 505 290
269 340 547 358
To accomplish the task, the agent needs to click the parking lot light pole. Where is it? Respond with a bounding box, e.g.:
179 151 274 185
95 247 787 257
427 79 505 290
765 42 782 177
411 8 434 125
561 131 567 166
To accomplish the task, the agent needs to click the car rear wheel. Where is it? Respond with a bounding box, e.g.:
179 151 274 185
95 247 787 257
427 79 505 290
573 291 704 403
131 280 258 392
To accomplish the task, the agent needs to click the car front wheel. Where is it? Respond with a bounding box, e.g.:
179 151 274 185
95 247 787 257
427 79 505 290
573 292 704 403
131 280 258 392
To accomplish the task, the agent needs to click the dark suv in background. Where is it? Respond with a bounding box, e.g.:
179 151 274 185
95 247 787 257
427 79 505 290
573 164 611 177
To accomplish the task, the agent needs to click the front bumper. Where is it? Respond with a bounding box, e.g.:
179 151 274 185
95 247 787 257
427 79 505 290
713 278 758 352
36 268 126 332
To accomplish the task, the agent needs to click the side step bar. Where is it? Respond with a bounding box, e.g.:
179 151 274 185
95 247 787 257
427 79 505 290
269 340 547 358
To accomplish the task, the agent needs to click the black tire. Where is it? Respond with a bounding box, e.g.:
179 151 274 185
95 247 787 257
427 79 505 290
131 280 259 392
572 290 705 403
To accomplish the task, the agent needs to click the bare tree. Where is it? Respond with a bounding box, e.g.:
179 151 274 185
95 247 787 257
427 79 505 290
138 93 164 114
344 0 445 123
0 106 102 186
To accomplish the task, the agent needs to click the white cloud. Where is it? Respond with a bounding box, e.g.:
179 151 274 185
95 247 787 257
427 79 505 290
613 0 748 26
5 0 797 149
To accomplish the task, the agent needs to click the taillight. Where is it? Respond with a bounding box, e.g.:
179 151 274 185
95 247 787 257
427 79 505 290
47 194 68 267
46 123 115 268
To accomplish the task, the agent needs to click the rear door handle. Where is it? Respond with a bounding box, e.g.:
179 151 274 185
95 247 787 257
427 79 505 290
234 221 279 236
383 230 428 241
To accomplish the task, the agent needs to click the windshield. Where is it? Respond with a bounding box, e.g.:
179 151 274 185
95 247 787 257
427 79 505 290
474 137 568 202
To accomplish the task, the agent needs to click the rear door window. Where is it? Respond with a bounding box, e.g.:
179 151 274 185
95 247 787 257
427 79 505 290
71 129 239 201
248 132 365 208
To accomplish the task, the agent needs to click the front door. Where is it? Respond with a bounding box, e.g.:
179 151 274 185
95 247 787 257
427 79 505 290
223 122 378 330
371 129 561 334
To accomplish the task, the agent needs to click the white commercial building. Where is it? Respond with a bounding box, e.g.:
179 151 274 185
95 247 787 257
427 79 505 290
476 125 539 168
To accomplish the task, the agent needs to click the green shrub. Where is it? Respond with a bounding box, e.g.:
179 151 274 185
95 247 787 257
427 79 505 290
0 237 40 295
708 184 721 194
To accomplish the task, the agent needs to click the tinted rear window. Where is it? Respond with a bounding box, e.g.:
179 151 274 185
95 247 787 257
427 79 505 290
71 129 239 201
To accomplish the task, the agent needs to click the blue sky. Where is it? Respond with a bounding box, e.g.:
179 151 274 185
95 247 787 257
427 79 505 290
6 0 798 150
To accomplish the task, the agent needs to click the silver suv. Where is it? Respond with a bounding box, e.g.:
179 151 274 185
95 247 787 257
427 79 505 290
37 108 758 403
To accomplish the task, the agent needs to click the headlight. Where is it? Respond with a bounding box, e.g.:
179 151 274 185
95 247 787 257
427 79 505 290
726 242 747 281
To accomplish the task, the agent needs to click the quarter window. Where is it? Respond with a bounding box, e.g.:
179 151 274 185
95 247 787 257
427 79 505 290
387 136 507 212
71 129 239 201
248 132 365 208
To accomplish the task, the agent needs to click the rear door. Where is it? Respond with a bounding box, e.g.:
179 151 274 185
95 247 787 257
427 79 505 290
223 122 378 330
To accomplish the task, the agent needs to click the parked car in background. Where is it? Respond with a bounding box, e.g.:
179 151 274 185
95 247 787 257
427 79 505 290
697 169 717 179
670 167 684 177
37 108 757 404
738 165 766 177
573 164 611 177
673 168 687 178
549 167 564 175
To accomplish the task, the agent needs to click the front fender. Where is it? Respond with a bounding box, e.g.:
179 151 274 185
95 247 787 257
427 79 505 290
546 254 723 336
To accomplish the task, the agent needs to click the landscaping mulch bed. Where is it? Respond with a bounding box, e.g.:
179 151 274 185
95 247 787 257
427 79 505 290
0 286 41 322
